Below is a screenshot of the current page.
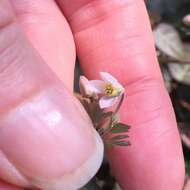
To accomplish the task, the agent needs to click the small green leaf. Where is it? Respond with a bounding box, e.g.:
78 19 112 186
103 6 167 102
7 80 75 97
112 141 131 146
117 123 131 128
110 123 131 134
111 135 129 141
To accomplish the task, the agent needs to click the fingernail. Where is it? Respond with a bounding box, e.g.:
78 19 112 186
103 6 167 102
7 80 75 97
0 86 104 190
33 131 103 190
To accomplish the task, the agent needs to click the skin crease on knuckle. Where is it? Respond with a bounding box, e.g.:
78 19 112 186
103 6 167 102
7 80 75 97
0 4 50 111
9 0 76 90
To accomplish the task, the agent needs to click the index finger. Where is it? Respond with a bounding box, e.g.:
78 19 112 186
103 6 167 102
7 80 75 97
57 0 185 189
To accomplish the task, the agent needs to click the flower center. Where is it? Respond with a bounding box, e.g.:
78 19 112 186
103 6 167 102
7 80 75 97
104 84 121 97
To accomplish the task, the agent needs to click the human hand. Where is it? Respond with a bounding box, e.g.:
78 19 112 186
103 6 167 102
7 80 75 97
0 0 185 190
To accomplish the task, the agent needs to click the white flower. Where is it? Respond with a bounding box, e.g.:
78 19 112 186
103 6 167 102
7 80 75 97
80 72 125 109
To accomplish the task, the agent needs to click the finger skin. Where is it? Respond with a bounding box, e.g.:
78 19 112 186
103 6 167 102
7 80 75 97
0 180 23 190
58 0 185 189
9 0 76 90
0 1 103 189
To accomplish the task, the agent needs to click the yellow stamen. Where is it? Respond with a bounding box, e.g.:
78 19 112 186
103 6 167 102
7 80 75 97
104 84 121 97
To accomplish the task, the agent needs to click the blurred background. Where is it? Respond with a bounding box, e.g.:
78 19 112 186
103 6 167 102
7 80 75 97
81 0 190 189
147 1 190 189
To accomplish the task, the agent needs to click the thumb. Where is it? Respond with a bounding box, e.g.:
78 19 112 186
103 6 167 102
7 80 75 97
0 1 103 190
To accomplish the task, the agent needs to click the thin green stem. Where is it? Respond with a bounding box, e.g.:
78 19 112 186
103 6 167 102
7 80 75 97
113 93 125 115
101 93 125 138
108 93 125 128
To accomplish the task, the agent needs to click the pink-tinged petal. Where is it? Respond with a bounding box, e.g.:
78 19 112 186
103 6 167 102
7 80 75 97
113 82 125 92
100 72 118 84
79 76 90 95
86 80 105 94
100 72 124 91
99 96 118 109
